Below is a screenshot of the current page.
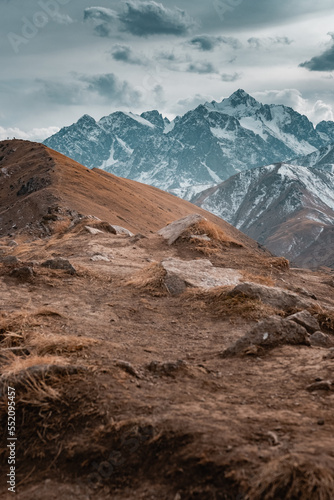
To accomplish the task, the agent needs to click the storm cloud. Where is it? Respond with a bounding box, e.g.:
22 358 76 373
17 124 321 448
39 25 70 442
300 34 334 72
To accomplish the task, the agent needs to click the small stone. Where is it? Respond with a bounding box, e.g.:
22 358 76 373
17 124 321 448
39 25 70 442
90 254 110 262
7 240 18 247
110 225 134 237
306 380 333 392
85 226 104 235
115 360 142 379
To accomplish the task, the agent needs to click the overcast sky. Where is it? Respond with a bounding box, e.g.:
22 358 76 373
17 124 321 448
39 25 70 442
1 0 334 140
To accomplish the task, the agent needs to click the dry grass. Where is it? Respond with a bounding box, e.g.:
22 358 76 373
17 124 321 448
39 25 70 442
267 257 290 271
52 218 72 236
27 332 98 356
189 220 243 246
179 220 244 257
185 287 283 320
1 354 68 378
248 454 334 500
126 263 168 295
309 304 334 334
242 272 275 287
0 311 37 346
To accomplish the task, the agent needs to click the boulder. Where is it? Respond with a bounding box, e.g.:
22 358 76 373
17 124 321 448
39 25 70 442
310 331 334 348
222 316 310 357
158 214 206 245
287 310 320 333
161 258 242 291
41 258 76 275
229 282 311 311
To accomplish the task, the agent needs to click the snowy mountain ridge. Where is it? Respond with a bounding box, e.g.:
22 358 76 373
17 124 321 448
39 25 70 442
44 89 334 199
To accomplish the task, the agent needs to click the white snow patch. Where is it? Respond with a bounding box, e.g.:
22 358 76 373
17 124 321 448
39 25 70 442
116 137 133 155
210 127 235 141
124 112 155 128
239 117 267 140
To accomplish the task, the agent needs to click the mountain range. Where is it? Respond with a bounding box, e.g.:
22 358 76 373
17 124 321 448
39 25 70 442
43 90 334 267
44 90 334 199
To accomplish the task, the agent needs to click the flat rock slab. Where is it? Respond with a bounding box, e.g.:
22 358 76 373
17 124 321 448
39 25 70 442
230 282 312 311
158 214 206 245
222 316 310 357
161 259 242 290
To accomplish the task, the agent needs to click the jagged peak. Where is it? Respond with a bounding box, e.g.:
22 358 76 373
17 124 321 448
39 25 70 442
77 114 97 125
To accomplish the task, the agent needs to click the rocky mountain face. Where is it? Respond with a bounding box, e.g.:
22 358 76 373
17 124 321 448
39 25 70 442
289 143 334 172
44 90 333 199
192 162 334 267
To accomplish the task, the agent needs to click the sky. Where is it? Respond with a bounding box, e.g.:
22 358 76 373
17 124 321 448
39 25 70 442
0 0 334 141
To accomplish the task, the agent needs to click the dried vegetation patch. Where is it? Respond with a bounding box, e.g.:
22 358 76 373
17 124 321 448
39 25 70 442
126 262 168 296
184 287 284 321
248 454 334 500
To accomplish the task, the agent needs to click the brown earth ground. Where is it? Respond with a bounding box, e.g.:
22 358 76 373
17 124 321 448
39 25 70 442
0 140 334 499
0 228 333 500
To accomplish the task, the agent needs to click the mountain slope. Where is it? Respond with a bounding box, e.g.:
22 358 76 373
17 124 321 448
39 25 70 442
192 162 334 267
289 142 334 172
0 139 265 255
44 90 332 199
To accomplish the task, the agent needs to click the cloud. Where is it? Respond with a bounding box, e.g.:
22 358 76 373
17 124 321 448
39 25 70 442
84 7 118 37
119 1 196 36
36 80 84 105
84 1 195 38
221 72 241 82
0 126 60 142
300 33 334 72
187 62 217 74
189 35 242 51
82 73 142 106
253 89 334 124
248 37 293 50
173 93 214 114
110 44 146 65
52 13 74 25
248 36 293 49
